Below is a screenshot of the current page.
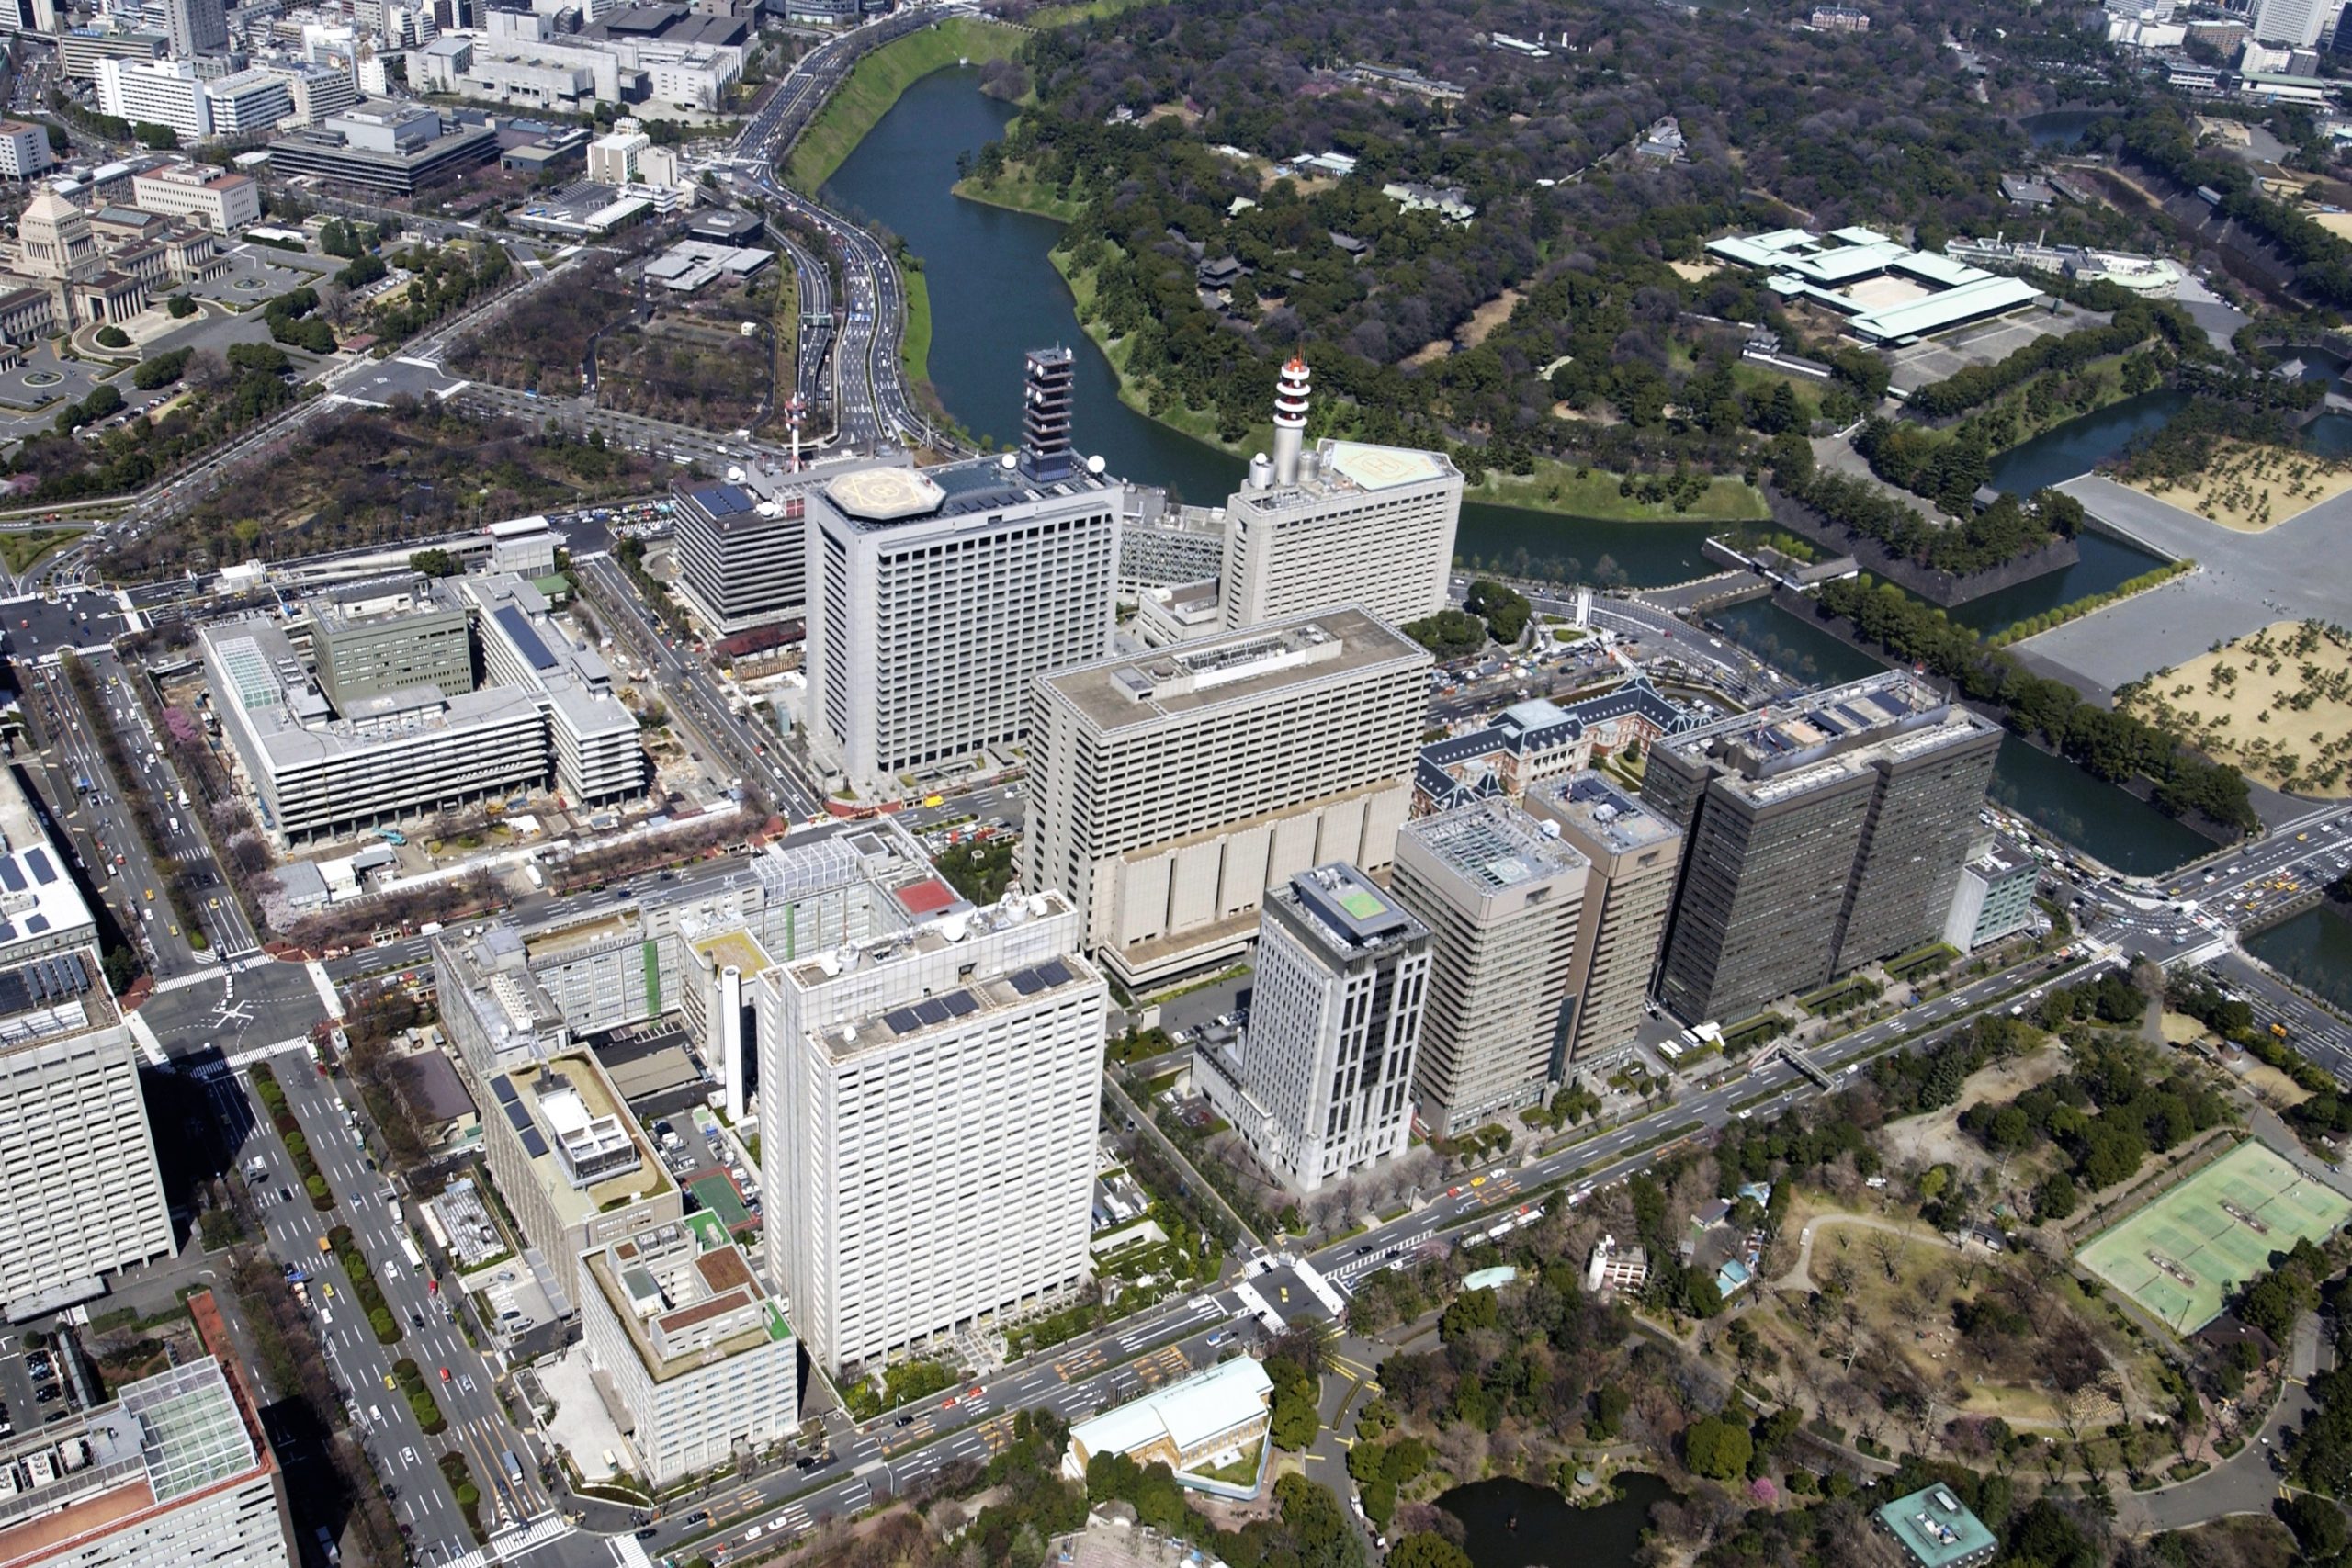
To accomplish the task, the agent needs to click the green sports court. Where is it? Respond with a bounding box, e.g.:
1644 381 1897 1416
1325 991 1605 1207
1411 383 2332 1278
2074 1140 2352 1332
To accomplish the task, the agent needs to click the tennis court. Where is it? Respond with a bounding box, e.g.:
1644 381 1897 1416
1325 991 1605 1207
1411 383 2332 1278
2075 1140 2352 1332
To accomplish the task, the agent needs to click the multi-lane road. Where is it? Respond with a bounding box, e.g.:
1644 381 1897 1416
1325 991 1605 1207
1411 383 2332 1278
238 1050 558 1567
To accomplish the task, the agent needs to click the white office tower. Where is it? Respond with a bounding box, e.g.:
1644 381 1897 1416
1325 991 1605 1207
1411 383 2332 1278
1388 802 1586 1138
0 1026 174 1322
1197 864 1428 1194
2254 0 2326 43
165 0 227 54
578 1225 798 1484
1219 358 1462 631
803 408 1120 796
0 1359 293 1568
1526 771 1685 1070
758 890 1103 1373
1026 606 1430 992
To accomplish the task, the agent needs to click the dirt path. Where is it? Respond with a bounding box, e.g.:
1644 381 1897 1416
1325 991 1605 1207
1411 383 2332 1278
1777 1212 1930 1293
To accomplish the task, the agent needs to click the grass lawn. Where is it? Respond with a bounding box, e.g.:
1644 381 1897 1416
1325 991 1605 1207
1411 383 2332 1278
0 528 79 574
1027 0 1161 24
900 264 933 391
786 19 1023 191
955 162 1091 223
1466 460 1770 523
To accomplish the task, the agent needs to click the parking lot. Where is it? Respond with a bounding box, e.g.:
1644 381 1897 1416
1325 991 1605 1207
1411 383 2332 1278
1884 303 2087 395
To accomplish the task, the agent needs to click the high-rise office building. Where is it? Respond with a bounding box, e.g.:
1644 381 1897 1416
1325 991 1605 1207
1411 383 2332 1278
0 1354 293 1568
804 441 1119 796
1026 606 1430 991
0 1020 175 1320
1219 359 1462 631
459 573 649 807
758 889 1102 1372
1389 802 1586 1137
673 480 808 635
1196 864 1429 1193
1941 837 2040 952
1527 771 1685 1068
1641 672 2001 1024
164 0 228 54
2254 0 2327 44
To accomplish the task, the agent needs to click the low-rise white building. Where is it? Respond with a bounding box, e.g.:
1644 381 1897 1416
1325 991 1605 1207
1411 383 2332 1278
1062 1357 1274 1490
96 57 211 142
0 119 56 180
579 1223 798 1484
130 161 261 230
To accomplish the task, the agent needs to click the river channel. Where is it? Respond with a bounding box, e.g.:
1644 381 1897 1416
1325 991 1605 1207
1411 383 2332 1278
822 69 1721 583
822 68 2222 874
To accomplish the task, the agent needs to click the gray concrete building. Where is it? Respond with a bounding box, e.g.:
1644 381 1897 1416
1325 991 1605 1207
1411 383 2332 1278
1941 836 2040 951
308 577 475 712
1389 802 1586 1137
1527 771 1684 1068
1641 673 2001 1024
673 480 807 634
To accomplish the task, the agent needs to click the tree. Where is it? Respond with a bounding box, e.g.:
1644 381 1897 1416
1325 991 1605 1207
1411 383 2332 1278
43 121 68 155
409 548 462 578
167 293 198 319
2033 1171 2078 1222
1386 1536 1472 1568
96 325 130 349
1684 1415 1753 1480
1464 580 1532 644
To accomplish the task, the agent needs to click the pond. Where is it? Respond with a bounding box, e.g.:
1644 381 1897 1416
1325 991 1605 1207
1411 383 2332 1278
1436 1473 1677 1568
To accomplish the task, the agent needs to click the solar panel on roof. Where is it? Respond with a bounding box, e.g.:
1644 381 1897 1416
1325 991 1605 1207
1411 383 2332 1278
519 1127 549 1158
691 483 757 517
883 1006 923 1035
24 849 54 885
1009 967 1044 997
22 915 45 933
493 604 559 671
503 1101 532 1132
1812 713 1845 737
0 860 23 894
491 1076 519 1104
943 991 978 1017
1035 959 1073 987
914 997 950 1026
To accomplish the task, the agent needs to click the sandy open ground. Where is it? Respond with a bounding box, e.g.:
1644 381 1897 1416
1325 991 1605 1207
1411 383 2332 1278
2121 619 2352 796
2116 438 2352 532
1668 259 1723 282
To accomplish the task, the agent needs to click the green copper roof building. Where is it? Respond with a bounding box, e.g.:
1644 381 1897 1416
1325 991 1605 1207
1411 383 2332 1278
1873 1484 1996 1568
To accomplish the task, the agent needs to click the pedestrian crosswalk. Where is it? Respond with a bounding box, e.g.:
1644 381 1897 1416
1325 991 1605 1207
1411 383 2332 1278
440 1513 571 1567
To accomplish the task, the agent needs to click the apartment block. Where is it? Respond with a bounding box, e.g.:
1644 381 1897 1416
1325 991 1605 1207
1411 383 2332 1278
579 1224 797 1484
477 1049 682 1314
1026 606 1430 991
198 72 291 140
673 480 805 633
804 452 1119 795
1219 359 1460 631
1197 865 1429 1192
0 1357 291 1568
1642 672 2001 1024
1527 771 1684 1067
759 890 1102 1372
1388 802 1586 1137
